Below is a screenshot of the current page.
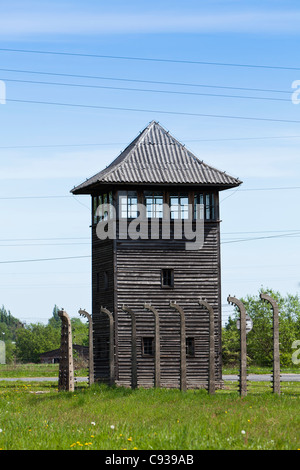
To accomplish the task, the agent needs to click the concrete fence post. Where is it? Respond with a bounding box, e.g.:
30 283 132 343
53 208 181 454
58 309 74 392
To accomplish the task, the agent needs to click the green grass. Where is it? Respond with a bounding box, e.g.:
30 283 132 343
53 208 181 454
223 365 300 375
0 363 87 378
0 380 299 450
1 363 298 378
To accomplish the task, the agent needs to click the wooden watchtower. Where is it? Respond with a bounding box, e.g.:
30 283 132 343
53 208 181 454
71 121 241 389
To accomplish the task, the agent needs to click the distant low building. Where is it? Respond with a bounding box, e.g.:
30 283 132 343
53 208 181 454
40 344 89 364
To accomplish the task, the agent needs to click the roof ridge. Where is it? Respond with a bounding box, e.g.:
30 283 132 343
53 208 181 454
94 121 156 180
71 121 242 193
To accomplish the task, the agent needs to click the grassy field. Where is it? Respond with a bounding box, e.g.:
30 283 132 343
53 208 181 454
0 363 87 378
0 377 299 450
0 363 299 378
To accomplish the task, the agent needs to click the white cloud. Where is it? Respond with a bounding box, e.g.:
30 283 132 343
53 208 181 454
0 10 300 37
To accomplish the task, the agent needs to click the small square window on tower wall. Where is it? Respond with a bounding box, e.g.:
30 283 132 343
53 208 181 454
142 337 154 356
161 268 174 288
186 337 195 357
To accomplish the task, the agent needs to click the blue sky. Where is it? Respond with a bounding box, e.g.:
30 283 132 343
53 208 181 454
0 0 299 324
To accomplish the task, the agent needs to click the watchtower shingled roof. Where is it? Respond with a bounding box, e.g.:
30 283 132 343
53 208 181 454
71 121 241 194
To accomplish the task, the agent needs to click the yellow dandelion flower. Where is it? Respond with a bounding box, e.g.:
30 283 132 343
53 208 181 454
127 437 132 441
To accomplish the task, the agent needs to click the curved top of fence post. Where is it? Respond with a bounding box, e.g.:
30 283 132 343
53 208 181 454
78 308 92 322
227 296 246 314
260 293 279 311
198 298 214 315
169 301 185 321
58 309 71 324
144 302 159 320
121 304 135 320
100 306 114 321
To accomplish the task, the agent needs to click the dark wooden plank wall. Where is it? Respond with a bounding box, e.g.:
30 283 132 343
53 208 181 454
92 233 114 382
114 222 222 389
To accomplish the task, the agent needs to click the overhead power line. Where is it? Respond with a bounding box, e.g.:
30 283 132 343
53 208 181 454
0 255 91 264
1 135 300 150
0 231 299 262
2 78 291 103
1 47 300 71
0 186 300 201
0 67 292 94
221 232 300 244
7 98 300 124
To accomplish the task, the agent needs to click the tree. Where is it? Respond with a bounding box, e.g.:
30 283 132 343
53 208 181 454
15 323 60 363
222 287 300 367
71 318 89 346
47 304 62 329
0 305 22 341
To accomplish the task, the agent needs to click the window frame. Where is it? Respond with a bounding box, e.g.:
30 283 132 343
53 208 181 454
141 337 155 357
186 337 195 357
118 190 138 219
161 268 174 288
169 193 189 220
194 192 215 220
144 191 163 219
92 191 113 224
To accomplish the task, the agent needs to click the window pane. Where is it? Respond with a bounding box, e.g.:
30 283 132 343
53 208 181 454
186 337 195 357
194 193 216 220
128 196 138 218
170 194 188 219
180 196 189 219
206 194 210 219
118 191 138 218
210 194 215 219
142 337 154 356
145 192 163 218
170 196 179 219
161 268 174 287
120 195 128 218
194 194 204 220
109 191 114 218
93 196 98 224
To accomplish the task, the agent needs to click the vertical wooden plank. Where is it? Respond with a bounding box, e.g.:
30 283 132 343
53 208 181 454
227 297 247 397
260 294 280 395
198 299 215 394
144 303 161 387
170 301 186 392
121 305 137 389
100 307 115 386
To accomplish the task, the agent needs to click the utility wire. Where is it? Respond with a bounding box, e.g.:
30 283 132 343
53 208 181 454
0 66 292 94
6 98 300 124
1 135 300 150
0 255 91 264
1 47 300 71
0 230 297 241
0 232 299 262
1 186 300 201
2 77 292 103
221 232 300 244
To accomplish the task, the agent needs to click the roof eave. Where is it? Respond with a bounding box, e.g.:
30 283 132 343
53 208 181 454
71 179 242 195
